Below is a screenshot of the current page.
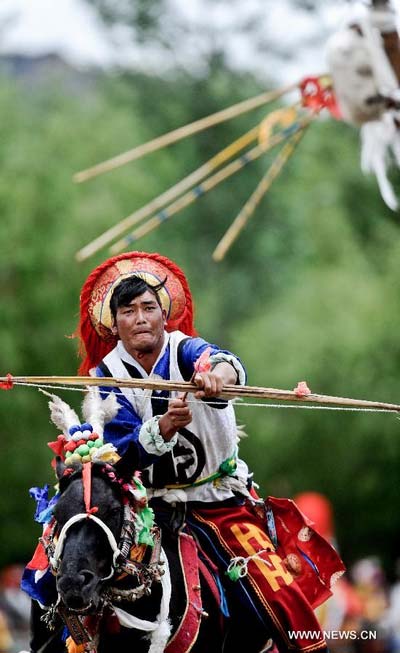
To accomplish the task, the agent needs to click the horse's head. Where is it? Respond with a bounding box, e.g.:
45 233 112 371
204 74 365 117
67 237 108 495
39 389 156 618
42 388 131 612
52 459 124 612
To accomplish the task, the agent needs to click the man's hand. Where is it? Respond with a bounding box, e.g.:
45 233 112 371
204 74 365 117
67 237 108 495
193 372 223 399
193 362 238 399
159 398 192 441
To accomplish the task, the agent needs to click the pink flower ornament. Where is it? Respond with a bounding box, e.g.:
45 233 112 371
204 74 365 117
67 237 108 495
294 381 311 397
194 347 212 374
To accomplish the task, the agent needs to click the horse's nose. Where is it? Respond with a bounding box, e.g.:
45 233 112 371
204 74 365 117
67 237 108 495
58 570 96 591
58 570 98 609
80 570 96 587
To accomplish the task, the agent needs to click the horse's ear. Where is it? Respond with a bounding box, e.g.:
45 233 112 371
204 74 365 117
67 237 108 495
114 443 140 482
55 456 67 481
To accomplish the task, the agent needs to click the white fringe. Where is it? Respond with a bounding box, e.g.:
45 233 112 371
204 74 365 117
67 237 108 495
147 620 172 653
326 2 400 211
39 390 80 437
361 117 400 210
82 387 119 436
39 387 120 438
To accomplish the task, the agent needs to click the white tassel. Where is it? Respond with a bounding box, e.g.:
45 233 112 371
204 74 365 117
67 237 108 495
148 549 172 653
112 549 172 653
236 424 247 440
361 118 399 210
82 387 119 436
39 390 80 437
147 620 171 653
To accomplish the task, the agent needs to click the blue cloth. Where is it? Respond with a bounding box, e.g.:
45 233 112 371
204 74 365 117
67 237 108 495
21 567 57 605
29 485 60 524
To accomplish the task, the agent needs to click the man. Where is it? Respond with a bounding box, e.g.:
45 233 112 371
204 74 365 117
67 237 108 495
95 274 247 499
77 251 335 652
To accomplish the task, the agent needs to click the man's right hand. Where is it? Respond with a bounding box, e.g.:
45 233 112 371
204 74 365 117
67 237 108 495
159 397 192 441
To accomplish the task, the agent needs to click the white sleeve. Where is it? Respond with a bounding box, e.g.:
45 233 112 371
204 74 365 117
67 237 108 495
139 416 178 456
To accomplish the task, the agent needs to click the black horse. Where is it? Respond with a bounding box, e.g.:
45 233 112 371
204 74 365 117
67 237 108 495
28 458 225 653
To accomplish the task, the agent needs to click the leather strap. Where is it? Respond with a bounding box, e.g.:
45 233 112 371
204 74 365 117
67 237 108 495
165 533 202 653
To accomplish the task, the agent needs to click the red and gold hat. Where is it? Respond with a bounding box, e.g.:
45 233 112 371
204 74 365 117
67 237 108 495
77 252 196 375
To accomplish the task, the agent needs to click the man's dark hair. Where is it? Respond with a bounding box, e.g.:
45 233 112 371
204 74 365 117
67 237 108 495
110 275 167 318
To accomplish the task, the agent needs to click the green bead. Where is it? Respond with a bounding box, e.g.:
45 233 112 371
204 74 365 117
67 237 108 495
94 439 104 448
76 444 90 456
87 440 95 448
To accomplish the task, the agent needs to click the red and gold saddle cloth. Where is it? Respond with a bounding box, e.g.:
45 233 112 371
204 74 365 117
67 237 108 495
184 496 344 652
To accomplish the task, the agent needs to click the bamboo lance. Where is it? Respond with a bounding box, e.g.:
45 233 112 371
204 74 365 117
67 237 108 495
73 82 298 184
2 376 400 412
110 114 314 253
75 126 259 262
109 142 269 250
212 125 309 262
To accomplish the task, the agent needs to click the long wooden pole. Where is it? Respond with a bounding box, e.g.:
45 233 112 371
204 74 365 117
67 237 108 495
213 125 308 262
75 126 259 262
110 115 313 253
2 375 400 412
73 83 298 183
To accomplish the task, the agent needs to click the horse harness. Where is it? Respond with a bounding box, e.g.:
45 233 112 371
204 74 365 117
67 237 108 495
40 464 168 652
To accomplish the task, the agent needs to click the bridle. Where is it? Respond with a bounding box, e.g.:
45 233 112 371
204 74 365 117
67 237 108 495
50 511 123 581
42 463 164 586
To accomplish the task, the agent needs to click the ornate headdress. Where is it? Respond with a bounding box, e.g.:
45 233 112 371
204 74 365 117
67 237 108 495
77 251 196 375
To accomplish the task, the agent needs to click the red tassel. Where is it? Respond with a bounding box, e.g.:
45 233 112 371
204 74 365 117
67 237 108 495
82 462 92 513
300 76 342 119
0 373 14 390
75 252 197 375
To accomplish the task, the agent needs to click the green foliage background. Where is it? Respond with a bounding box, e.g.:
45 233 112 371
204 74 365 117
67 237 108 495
1 54 399 578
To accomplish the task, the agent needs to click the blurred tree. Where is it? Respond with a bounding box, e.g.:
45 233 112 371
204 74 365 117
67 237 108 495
84 0 344 79
86 0 167 41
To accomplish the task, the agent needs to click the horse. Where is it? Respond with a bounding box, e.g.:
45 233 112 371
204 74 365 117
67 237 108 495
23 390 343 653
24 390 226 653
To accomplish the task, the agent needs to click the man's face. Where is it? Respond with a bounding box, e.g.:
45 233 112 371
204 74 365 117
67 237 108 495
112 290 167 358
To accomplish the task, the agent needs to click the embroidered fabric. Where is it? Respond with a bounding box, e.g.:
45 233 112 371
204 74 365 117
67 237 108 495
209 353 246 385
139 415 178 456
